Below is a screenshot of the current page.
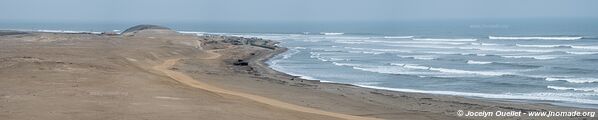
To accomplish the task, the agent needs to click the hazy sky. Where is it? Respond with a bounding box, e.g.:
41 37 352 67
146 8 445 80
1 0 597 23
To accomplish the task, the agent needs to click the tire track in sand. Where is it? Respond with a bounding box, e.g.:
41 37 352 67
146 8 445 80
153 53 382 120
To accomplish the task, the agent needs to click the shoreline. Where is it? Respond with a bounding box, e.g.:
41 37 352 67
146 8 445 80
258 43 598 110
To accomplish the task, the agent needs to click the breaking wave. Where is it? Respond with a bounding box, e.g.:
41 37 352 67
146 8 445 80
413 38 478 42
545 77 598 83
547 86 598 92
383 36 414 39
388 63 510 76
515 44 572 48
466 60 492 64
489 36 583 40
501 55 559 60
320 32 344 35
571 45 598 50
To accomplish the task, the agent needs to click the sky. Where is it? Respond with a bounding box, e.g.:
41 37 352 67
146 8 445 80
1 0 597 23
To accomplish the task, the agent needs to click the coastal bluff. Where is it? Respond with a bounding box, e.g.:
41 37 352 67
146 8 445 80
121 24 173 36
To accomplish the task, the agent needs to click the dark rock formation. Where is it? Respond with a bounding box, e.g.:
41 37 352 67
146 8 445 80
233 59 249 66
219 36 279 49
121 25 171 35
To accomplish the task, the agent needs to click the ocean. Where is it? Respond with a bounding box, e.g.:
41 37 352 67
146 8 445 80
2 19 598 108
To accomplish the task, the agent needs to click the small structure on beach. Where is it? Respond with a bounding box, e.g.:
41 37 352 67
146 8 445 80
233 59 249 66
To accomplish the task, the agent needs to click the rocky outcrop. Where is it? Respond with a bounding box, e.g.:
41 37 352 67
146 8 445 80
121 25 171 35
221 36 279 49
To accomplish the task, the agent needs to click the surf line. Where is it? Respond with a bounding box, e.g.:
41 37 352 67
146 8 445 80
153 58 383 120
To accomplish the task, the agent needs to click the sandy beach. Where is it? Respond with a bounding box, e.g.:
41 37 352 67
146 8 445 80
0 25 595 120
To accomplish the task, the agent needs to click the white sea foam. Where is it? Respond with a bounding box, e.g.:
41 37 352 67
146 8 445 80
429 67 508 76
460 53 488 56
294 47 307 49
545 77 598 83
329 58 349 61
347 50 384 55
388 44 456 49
571 45 598 50
335 41 365 44
37 29 65 33
566 51 598 55
403 64 431 70
502 55 558 60
309 52 328 62
375 41 468 45
389 63 406 66
467 60 493 64
320 32 344 35
357 85 598 105
332 62 361 67
547 86 598 92
351 65 438 76
413 38 478 42
489 36 583 40
352 66 402 74
283 49 301 59
383 36 414 39
469 43 500 46
372 49 412 53
391 64 508 76
461 47 556 53
515 44 570 48
399 56 436 60
355 82 381 86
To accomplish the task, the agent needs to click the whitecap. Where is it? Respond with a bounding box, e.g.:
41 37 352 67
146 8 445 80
547 86 598 92
460 53 488 56
403 64 431 70
515 44 570 48
355 82 381 86
413 38 478 42
428 67 509 76
377 41 469 45
545 77 598 83
399 56 436 60
335 41 365 44
332 62 361 67
383 36 414 39
467 60 493 64
320 32 344 35
502 55 558 60
37 29 65 33
470 43 500 46
489 36 582 40
571 45 598 50
566 51 598 55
